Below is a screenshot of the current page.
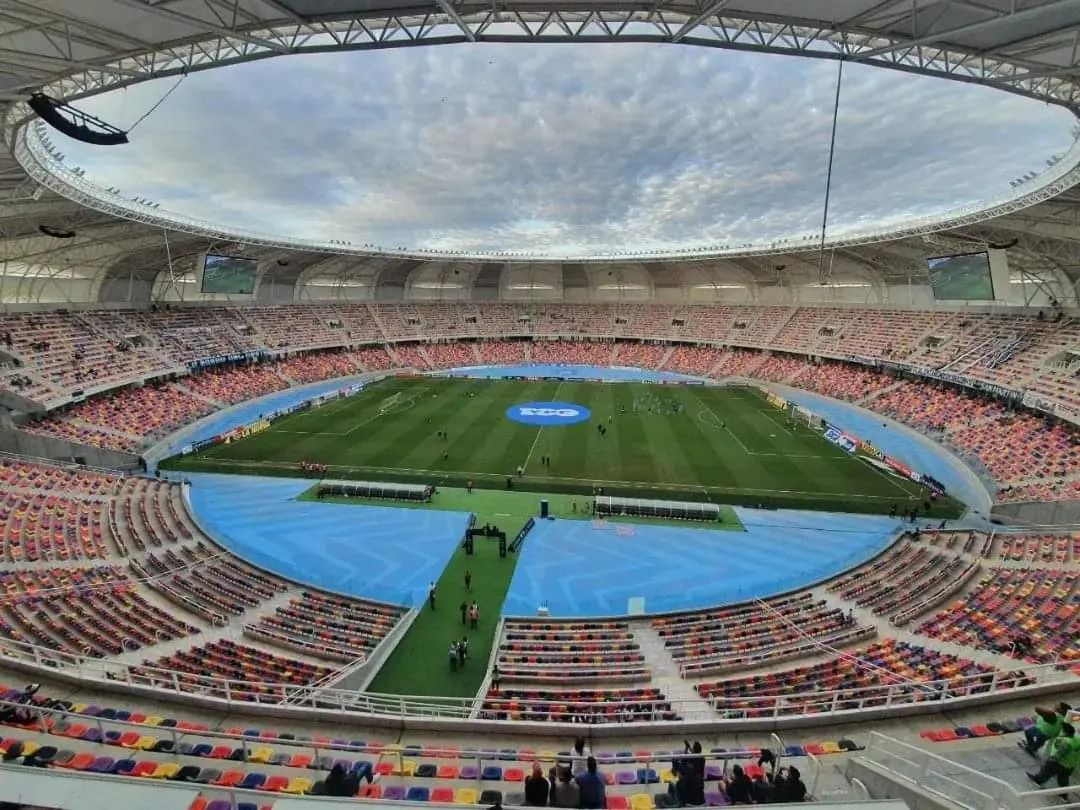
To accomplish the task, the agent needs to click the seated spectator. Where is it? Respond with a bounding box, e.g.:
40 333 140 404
525 762 550 806
576 757 606 809
723 764 753 805
553 767 580 808
325 762 359 797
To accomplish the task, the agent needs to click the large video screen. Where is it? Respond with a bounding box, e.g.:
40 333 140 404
926 251 994 301
201 254 258 295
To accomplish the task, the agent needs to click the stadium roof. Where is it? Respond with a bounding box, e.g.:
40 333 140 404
4 0 1080 304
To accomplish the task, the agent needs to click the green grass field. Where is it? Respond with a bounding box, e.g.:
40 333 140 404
164 376 961 516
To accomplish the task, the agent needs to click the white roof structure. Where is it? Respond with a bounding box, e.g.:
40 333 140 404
3 0 1080 304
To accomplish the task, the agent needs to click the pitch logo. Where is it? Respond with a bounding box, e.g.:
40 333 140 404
507 401 592 426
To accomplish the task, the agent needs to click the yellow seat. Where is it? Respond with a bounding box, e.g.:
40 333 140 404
455 789 479 805
400 759 417 776
152 763 180 779
248 746 273 764
143 715 164 727
135 736 157 750
538 750 556 762
821 742 842 754
631 794 654 810
384 743 403 754
19 742 38 758
69 704 87 714
284 777 313 795
660 770 677 784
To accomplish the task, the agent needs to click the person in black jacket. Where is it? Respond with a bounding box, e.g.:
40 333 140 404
524 762 550 806
724 765 754 805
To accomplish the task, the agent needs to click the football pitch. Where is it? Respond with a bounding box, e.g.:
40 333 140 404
165 376 960 515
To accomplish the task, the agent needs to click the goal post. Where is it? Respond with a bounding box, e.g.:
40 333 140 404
790 404 824 431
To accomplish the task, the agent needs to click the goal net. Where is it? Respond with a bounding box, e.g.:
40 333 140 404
790 405 824 431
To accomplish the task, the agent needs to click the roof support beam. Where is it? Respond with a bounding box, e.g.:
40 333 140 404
670 0 734 43
850 0 1080 62
433 0 476 41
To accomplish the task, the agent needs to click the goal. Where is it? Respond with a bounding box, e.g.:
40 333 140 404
790 404 825 431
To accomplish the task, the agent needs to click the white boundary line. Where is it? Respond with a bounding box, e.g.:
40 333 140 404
522 379 562 473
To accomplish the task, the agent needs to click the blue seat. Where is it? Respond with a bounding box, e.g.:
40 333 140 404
482 765 503 781
407 787 431 802
238 772 266 790
638 768 659 784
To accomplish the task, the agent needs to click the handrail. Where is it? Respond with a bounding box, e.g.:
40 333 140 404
857 731 1080 810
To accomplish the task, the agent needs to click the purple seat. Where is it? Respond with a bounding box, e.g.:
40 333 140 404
706 792 728 806
88 757 114 773
1017 716 1034 728
384 785 408 801
460 765 480 780
618 771 639 785
207 802 231 810
704 766 723 781
81 728 103 743
81 706 102 717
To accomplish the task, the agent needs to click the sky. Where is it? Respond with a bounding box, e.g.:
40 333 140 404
49 43 1078 258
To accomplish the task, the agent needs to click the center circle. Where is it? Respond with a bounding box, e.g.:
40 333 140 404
506 401 592 426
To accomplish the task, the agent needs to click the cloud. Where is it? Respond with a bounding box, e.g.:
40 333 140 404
53 43 1077 257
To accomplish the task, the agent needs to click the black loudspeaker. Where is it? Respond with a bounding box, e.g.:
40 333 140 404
540 499 549 519
29 93 129 145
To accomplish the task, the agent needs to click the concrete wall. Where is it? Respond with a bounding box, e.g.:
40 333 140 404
992 498 1080 525
0 428 140 471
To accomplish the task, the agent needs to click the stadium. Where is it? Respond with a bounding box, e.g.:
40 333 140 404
1 2 1080 810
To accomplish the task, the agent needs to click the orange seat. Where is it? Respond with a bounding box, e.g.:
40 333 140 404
214 770 245 787
66 752 95 771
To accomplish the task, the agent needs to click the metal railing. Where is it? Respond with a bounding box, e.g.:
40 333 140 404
857 732 1080 810
0 632 1075 725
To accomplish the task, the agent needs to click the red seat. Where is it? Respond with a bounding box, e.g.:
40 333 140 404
67 752 96 771
360 784 382 799
607 797 629 810
504 768 525 782
431 788 454 803
260 775 290 791
132 761 158 778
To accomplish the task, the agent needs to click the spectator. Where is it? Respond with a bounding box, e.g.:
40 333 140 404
1021 701 1072 755
524 762 550 806
773 766 808 802
673 755 705 806
724 765 753 805
325 763 359 797
1027 723 1080 789
553 767 580 808
448 641 458 671
576 757 606 809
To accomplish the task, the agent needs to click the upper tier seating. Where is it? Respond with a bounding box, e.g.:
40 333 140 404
915 567 1078 664
696 639 1003 718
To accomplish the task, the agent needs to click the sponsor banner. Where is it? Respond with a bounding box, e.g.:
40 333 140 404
766 392 787 410
858 438 886 461
1022 391 1080 427
879 361 1022 402
506 401 592 426
823 424 859 454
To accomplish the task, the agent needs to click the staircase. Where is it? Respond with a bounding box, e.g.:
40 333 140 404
631 622 715 722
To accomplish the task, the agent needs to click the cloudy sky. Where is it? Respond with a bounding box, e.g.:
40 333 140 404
54 44 1077 257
